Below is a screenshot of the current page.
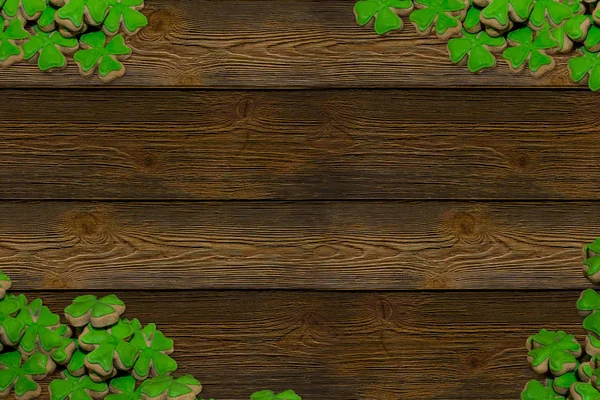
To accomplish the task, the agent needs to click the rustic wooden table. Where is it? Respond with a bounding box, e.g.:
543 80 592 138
1 0 597 398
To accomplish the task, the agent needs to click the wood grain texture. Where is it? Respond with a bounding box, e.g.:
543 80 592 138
2 89 600 200
0 0 586 88
1 200 595 290
4 290 586 399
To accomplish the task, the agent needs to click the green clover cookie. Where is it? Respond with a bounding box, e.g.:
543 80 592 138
526 329 582 375
65 294 126 328
464 1 482 32
571 382 600 400
16 297 65 357
66 344 87 376
521 380 564 400
105 375 143 400
139 375 202 400
447 29 506 72
37 3 58 31
49 371 108 400
250 390 302 400
54 0 109 31
579 359 595 382
51 324 77 366
129 320 177 380
103 0 147 36
476 0 533 30
74 31 131 83
570 48 600 91
0 270 11 299
0 0 47 20
354 0 414 35
78 319 138 378
583 238 600 282
577 289 600 355
502 26 558 77
409 0 468 40
528 0 573 30
0 351 55 400
0 293 27 349
537 22 572 53
22 26 78 71
553 363 580 395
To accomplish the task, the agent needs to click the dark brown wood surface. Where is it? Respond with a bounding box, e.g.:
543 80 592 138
2 89 600 200
0 0 587 88
9 290 587 400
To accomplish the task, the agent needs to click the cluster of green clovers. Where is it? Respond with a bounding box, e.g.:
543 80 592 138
519 238 600 400
354 0 600 90
0 270 301 400
0 0 148 83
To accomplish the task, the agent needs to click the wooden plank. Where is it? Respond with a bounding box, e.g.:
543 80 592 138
2 89 600 200
0 0 585 88
8 290 587 399
2 200 595 290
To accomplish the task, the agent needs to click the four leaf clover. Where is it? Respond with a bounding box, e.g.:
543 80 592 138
22 26 78 71
447 29 506 72
49 371 108 400
15 297 65 356
65 294 126 328
0 351 55 400
139 375 202 400
409 0 468 39
73 30 130 82
526 329 582 375
354 0 414 35
0 16 32 67
502 26 558 76
129 320 177 380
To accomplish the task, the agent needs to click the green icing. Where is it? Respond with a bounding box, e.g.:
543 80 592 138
49 372 107 400
22 26 78 71
73 31 131 78
0 294 27 346
521 380 564 400
464 2 482 32
553 365 579 393
569 48 600 91
0 270 10 282
503 27 557 73
65 294 124 320
480 0 533 28
585 238 600 254
578 289 600 338
585 25 600 51
38 4 57 30
103 0 148 35
447 29 506 72
572 382 600 400
526 329 581 375
354 0 413 35
139 375 201 399
51 325 76 365
55 0 109 29
565 14 590 41
1 0 47 19
251 390 302 400
105 375 143 400
79 319 137 375
0 351 51 398
528 0 573 29
16 297 64 355
409 0 466 36
580 361 594 381
0 17 28 64
67 345 87 376
129 320 177 379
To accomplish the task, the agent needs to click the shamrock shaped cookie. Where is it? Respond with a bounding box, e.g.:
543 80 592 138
583 238 600 282
0 293 27 349
569 48 600 91
139 375 202 400
520 380 564 400
65 294 126 328
577 289 600 355
105 375 143 400
50 325 77 366
552 363 580 395
22 26 78 71
73 31 131 83
49 371 109 400
579 358 595 383
565 14 591 43
571 382 600 400
103 0 148 36
0 270 11 298
475 0 533 30
409 0 468 40
250 390 302 400
0 351 56 400
502 26 558 77
54 0 109 31
354 0 414 35
528 0 574 30
78 319 138 378
447 29 506 72
129 320 177 380
526 329 582 375
37 3 58 31
16 297 65 356
66 344 87 376
463 1 483 33
1 0 48 20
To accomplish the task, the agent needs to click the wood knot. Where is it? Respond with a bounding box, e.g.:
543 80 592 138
443 210 488 245
509 151 533 171
143 9 173 40
463 353 484 372
374 299 394 323
134 152 159 172
63 209 112 244
235 98 255 120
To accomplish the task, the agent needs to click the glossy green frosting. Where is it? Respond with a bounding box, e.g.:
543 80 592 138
410 0 466 35
503 26 558 73
73 31 131 77
79 319 137 374
527 329 581 374
106 375 143 400
16 297 64 354
572 382 600 400
447 29 506 71
354 0 413 35
481 0 533 27
0 293 27 346
1 0 47 19
251 390 303 400
569 48 600 91
129 320 177 379
104 0 148 34
528 0 573 29
55 0 109 28
49 372 108 400
0 351 51 398
139 375 201 398
22 26 78 71
65 294 124 319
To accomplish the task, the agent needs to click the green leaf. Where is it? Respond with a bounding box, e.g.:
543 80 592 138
526 329 581 375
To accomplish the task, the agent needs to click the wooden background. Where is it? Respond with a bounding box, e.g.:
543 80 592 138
2 0 598 398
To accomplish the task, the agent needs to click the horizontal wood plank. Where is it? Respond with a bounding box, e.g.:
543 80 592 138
0 0 586 88
6 290 587 399
2 89 600 200
2 200 595 290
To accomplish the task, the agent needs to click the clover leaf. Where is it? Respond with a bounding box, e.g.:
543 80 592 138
528 0 573 30
571 382 600 400
106 375 143 400
569 48 600 91
37 3 58 31
0 293 27 348
65 294 125 328
526 329 582 375
583 238 600 281
576 289 600 355
1 0 47 20
22 26 78 71
54 0 109 31
78 319 137 378
463 1 482 32
102 0 149 36
66 344 87 376
16 297 65 356
51 325 77 366
0 351 55 399
447 29 506 72
354 0 413 35
0 270 11 299
73 31 131 83
502 26 558 76
139 375 202 400
409 0 468 39
129 320 177 380
476 0 533 30
251 390 302 400
49 371 108 400
579 359 595 382
521 379 564 400
553 363 580 395
0 16 31 68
